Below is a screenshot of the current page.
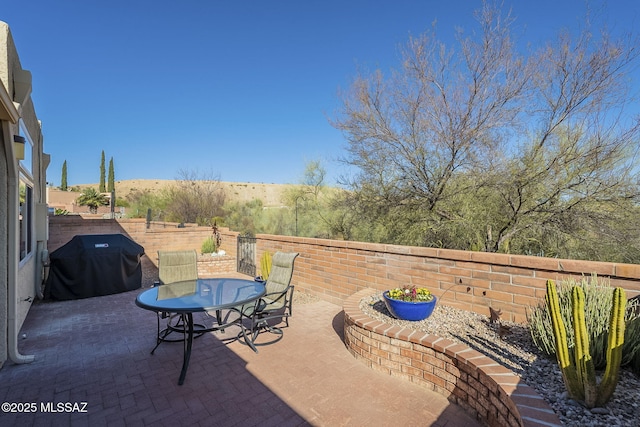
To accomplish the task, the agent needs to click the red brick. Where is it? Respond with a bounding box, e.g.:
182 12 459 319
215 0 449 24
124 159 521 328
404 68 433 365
423 371 447 388
472 270 512 284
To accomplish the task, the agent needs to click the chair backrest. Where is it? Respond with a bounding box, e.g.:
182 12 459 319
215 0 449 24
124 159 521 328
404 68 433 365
158 250 198 285
265 252 299 295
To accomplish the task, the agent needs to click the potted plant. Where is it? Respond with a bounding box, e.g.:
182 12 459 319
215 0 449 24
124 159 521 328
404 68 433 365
383 285 437 321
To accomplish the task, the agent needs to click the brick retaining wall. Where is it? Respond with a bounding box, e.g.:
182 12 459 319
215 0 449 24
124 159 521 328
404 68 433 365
255 234 640 323
343 289 562 427
47 217 640 323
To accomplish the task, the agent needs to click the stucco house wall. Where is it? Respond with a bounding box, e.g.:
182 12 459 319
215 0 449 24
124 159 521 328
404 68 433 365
0 21 49 368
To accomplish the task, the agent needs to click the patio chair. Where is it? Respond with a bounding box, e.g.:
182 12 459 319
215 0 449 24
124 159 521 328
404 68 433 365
236 251 299 351
152 250 199 352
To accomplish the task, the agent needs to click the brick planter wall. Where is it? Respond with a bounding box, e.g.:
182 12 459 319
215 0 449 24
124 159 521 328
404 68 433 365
343 289 562 427
197 254 236 277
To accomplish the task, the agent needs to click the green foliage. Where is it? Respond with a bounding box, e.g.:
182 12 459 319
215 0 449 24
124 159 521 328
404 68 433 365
223 199 264 236
546 280 626 408
529 275 640 369
77 187 109 214
108 157 115 193
60 160 67 191
200 236 218 254
260 251 272 280
329 2 640 264
99 151 106 193
115 197 129 208
280 160 353 239
125 189 168 219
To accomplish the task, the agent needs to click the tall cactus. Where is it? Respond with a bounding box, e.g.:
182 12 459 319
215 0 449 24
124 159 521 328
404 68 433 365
546 280 626 408
260 251 272 281
571 286 597 405
596 286 626 407
546 280 583 401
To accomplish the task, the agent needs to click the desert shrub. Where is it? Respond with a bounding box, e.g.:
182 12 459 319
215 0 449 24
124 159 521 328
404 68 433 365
200 236 217 254
164 170 226 225
528 275 640 369
125 188 169 219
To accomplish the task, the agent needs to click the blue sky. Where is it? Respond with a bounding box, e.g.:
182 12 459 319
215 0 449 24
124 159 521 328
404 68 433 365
3 1 639 186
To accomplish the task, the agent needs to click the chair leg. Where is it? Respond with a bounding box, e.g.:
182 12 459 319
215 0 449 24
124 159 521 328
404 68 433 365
151 312 208 355
239 313 286 349
152 319 174 354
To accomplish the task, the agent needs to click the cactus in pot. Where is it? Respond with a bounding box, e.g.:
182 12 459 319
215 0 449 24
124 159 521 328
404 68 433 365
546 279 626 408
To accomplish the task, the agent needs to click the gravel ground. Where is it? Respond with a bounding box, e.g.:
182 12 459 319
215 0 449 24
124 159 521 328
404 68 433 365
359 292 640 427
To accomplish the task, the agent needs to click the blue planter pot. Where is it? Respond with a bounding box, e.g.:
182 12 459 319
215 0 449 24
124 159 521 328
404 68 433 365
383 291 437 321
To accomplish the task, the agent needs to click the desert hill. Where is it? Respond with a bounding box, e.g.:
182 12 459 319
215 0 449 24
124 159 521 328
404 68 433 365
55 179 293 208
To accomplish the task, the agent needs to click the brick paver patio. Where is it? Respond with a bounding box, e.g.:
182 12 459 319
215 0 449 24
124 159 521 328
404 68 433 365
0 262 480 426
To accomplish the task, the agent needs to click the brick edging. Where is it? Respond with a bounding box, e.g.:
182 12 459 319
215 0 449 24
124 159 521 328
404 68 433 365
342 289 562 427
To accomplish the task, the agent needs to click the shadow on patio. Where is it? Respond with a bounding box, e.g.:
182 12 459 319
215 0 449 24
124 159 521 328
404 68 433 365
0 256 480 426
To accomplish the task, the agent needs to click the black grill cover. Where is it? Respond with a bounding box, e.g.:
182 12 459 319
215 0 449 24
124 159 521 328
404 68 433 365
45 234 145 300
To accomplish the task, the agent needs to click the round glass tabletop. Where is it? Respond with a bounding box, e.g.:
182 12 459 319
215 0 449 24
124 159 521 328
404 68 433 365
135 278 265 313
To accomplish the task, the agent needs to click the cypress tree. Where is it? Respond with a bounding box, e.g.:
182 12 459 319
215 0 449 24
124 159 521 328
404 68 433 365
108 157 115 192
99 150 106 192
61 160 68 191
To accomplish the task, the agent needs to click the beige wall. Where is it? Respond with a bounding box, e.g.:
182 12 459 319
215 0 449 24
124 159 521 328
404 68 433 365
0 21 48 367
47 188 121 215
49 216 640 324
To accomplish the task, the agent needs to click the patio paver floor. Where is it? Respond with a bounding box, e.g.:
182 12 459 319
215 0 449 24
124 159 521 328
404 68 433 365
0 269 481 427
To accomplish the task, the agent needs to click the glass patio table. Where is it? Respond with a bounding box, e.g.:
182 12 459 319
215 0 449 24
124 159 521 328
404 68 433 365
135 278 265 385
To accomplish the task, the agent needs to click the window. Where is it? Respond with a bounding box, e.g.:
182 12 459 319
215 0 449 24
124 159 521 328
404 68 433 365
19 178 33 261
18 120 34 262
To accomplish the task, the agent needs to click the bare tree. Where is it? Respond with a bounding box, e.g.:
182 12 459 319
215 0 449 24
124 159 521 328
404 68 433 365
332 1 640 258
165 169 226 225
486 20 640 253
333 4 527 214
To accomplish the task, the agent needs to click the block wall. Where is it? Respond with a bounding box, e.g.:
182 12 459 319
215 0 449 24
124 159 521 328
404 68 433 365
48 216 238 267
255 234 640 323
47 217 640 323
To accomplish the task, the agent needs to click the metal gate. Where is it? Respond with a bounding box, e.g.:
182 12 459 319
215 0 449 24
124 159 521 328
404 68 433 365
237 235 256 276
